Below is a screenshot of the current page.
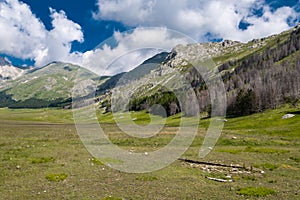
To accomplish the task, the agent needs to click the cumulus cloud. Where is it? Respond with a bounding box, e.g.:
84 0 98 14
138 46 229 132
80 27 194 75
0 0 191 75
1 0 299 76
94 0 299 42
0 0 83 67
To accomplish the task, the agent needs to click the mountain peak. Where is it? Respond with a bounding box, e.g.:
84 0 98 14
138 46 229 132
0 57 11 66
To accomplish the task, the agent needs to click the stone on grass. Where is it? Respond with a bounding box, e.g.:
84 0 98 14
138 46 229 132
282 114 295 119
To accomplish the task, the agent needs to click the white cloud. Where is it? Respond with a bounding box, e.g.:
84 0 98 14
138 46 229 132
0 0 298 76
0 0 46 59
80 27 194 75
0 0 83 67
0 0 188 75
94 0 299 42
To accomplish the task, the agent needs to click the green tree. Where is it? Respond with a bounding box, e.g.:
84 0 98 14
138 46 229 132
235 89 256 116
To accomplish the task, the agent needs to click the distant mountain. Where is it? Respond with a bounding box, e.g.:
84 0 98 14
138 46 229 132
0 57 26 83
0 62 98 108
95 52 169 95
0 52 169 109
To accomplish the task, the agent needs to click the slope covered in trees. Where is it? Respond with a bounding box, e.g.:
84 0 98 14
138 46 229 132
125 25 300 116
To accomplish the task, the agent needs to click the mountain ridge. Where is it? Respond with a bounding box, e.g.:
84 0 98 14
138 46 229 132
0 24 299 116
102 23 300 116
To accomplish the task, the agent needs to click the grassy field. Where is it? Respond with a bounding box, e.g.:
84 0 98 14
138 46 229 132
0 106 299 199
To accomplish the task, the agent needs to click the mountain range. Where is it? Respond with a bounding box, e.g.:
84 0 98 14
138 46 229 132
1 23 300 116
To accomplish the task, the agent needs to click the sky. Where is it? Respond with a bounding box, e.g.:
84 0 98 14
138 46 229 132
0 0 299 75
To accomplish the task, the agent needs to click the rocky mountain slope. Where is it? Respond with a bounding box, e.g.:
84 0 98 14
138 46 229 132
0 57 26 84
99 23 300 116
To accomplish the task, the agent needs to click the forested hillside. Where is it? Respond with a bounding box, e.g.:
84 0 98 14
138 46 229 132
124 25 300 116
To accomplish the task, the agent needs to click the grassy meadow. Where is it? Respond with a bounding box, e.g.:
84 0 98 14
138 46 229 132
0 105 299 199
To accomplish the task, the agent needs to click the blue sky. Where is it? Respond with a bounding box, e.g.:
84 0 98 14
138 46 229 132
0 0 299 74
21 0 127 53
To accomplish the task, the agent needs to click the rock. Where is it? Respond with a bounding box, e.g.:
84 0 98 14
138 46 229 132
225 175 232 179
163 39 242 69
282 114 295 119
206 176 233 182
222 40 239 47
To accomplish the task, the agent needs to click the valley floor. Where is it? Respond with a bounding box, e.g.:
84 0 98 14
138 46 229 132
0 106 299 199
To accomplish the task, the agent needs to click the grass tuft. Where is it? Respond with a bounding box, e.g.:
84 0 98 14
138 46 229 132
45 173 68 182
136 175 158 181
31 157 55 164
259 163 279 171
90 157 104 165
237 187 275 197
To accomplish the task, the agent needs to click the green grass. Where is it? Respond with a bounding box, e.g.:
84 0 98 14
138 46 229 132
0 108 73 123
45 173 68 182
254 163 279 171
31 157 55 164
244 146 290 154
216 148 243 154
90 157 104 165
136 175 158 181
237 187 275 197
0 105 299 199
222 105 300 136
102 196 123 200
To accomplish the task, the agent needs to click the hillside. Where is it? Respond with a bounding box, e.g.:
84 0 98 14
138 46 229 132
0 51 169 109
0 62 98 108
0 24 299 115
99 23 300 116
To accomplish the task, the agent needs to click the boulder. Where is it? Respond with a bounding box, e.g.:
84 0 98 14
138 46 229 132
282 114 295 119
